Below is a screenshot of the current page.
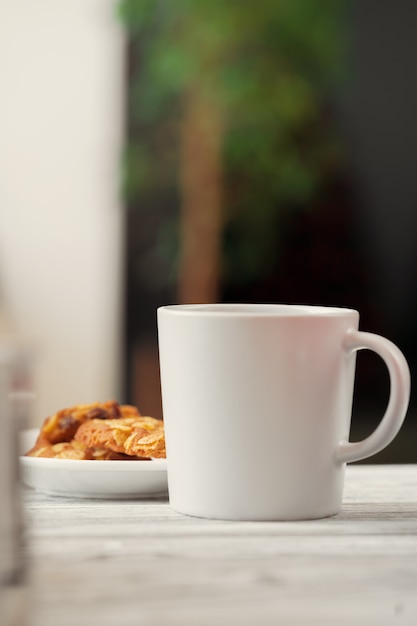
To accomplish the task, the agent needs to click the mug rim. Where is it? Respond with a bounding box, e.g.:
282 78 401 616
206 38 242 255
158 303 358 317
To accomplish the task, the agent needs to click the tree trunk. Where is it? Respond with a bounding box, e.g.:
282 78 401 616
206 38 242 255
177 86 223 304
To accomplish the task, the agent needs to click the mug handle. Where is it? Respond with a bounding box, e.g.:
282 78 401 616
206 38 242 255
336 329 411 464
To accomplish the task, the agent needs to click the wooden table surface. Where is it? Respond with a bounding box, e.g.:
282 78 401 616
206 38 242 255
22 465 417 626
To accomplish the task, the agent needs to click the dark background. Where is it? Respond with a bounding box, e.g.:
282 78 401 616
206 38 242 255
123 1 417 462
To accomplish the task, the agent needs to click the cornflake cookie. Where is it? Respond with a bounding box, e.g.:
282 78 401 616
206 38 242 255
74 416 166 459
32 400 139 446
25 400 163 460
28 440 93 460
28 440 150 461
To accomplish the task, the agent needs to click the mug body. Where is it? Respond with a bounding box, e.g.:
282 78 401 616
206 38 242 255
157 304 359 520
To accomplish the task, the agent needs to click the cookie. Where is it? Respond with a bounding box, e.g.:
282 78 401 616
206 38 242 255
29 400 140 447
74 416 166 459
24 401 163 460
27 439 151 461
28 439 95 460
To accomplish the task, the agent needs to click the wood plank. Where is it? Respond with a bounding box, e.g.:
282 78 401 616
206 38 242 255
21 465 417 626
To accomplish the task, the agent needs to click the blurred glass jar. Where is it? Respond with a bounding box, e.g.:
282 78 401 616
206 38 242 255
0 340 33 626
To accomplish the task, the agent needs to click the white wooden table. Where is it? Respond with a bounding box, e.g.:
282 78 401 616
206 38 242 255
22 465 417 626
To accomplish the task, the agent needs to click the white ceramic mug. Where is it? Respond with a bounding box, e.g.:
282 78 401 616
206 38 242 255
157 304 411 521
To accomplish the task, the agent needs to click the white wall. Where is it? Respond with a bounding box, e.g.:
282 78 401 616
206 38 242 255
0 0 126 422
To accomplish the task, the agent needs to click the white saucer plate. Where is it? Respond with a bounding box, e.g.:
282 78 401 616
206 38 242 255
19 429 168 499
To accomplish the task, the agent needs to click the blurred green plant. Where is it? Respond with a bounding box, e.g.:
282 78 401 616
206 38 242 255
119 0 347 297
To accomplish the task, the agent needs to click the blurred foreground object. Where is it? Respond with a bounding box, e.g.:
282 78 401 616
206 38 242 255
0 341 33 626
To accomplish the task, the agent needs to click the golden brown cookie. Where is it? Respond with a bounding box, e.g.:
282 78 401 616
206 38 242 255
37 400 139 445
74 416 166 459
26 439 151 461
26 400 141 453
27 440 94 460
